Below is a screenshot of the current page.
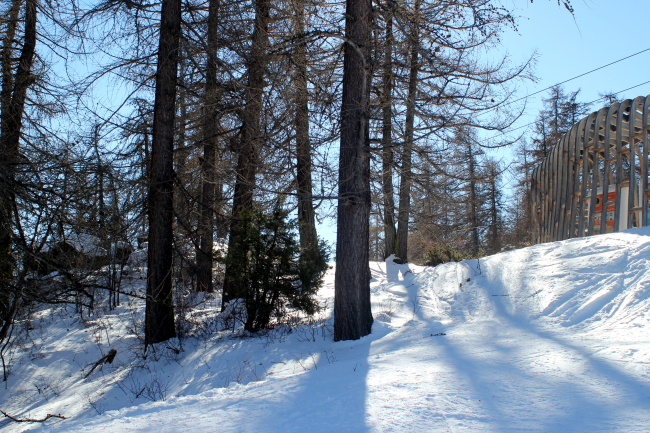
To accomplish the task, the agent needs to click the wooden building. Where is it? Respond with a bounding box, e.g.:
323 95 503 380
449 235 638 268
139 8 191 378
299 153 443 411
532 95 650 243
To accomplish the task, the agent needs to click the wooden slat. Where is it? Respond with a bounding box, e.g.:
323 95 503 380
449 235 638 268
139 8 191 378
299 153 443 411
614 100 632 232
592 107 609 235
535 165 543 243
531 165 540 243
558 134 571 239
551 143 561 240
540 159 549 242
602 102 619 234
641 95 650 227
569 123 583 239
584 112 598 236
577 116 589 238
630 97 645 228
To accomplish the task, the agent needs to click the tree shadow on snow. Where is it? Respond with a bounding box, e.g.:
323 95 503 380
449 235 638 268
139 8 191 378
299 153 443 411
436 312 650 432
239 335 374 433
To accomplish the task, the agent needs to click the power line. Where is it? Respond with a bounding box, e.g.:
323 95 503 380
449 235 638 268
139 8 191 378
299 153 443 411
487 79 650 140
503 47 650 109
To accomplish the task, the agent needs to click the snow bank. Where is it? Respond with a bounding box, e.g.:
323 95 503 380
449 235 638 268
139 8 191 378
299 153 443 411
3 228 650 432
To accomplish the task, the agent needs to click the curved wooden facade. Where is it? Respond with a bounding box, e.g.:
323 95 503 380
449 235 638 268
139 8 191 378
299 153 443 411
531 95 650 243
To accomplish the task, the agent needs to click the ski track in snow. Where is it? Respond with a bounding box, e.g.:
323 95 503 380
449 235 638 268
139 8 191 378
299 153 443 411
3 229 650 432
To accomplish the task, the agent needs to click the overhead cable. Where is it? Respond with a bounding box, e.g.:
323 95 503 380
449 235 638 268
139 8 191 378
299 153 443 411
488 79 650 140
504 47 650 109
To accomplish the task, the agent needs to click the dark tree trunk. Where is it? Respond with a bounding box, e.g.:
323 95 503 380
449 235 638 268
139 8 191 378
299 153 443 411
0 0 36 295
0 293 20 345
333 0 373 342
0 0 22 123
467 142 480 257
174 48 188 171
196 0 220 293
222 0 269 306
380 6 396 260
146 0 182 345
396 0 419 263
294 0 318 266
487 163 500 254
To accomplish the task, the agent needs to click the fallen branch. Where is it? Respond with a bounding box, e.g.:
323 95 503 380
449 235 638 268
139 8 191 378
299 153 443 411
84 348 117 379
0 410 66 423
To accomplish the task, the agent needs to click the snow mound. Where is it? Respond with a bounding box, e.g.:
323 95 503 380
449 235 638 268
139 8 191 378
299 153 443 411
3 228 650 432
425 228 650 333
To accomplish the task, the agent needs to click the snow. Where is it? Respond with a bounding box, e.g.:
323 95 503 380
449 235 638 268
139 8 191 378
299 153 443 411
3 228 650 432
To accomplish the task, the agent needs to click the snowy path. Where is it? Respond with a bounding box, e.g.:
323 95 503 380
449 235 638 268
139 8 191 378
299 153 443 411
9 230 650 432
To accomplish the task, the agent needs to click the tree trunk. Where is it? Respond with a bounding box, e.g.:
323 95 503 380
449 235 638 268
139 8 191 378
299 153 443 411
467 142 480 257
0 0 36 298
93 126 106 239
222 0 269 306
487 164 500 254
146 0 182 345
396 0 419 263
294 0 318 266
333 0 373 342
196 0 220 293
0 0 22 124
380 5 396 260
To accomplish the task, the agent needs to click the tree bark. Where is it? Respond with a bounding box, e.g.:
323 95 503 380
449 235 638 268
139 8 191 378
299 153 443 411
380 5 396 260
222 0 269 306
396 0 419 263
467 141 480 257
196 0 220 293
0 0 22 125
146 0 182 345
0 0 36 297
333 0 373 342
294 0 318 266
487 163 500 254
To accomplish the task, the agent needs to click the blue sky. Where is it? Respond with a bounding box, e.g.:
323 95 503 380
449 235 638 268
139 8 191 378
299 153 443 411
501 0 650 133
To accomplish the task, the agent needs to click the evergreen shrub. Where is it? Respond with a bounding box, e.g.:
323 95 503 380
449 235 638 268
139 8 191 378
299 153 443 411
423 244 472 267
224 204 329 332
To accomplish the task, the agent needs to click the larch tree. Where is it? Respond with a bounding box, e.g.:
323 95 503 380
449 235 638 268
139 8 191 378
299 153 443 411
484 158 503 255
531 85 590 164
0 0 36 329
378 0 397 260
145 0 182 345
395 0 420 263
222 0 270 307
461 132 483 257
292 0 319 274
334 0 373 342
196 0 221 293
372 0 531 263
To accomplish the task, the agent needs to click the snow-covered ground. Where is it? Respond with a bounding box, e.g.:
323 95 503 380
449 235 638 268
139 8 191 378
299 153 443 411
3 228 650 432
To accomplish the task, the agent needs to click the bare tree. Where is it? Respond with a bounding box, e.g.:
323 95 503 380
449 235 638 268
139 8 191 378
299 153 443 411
0 0 36 324
531 85 590 163
395 0 420 262
293 0 319 270
378 0 397 260
222 0 270 307
196 0 221 293
334 0 373 342
370 0 531 263
146 0 182 345
484 159 502 255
